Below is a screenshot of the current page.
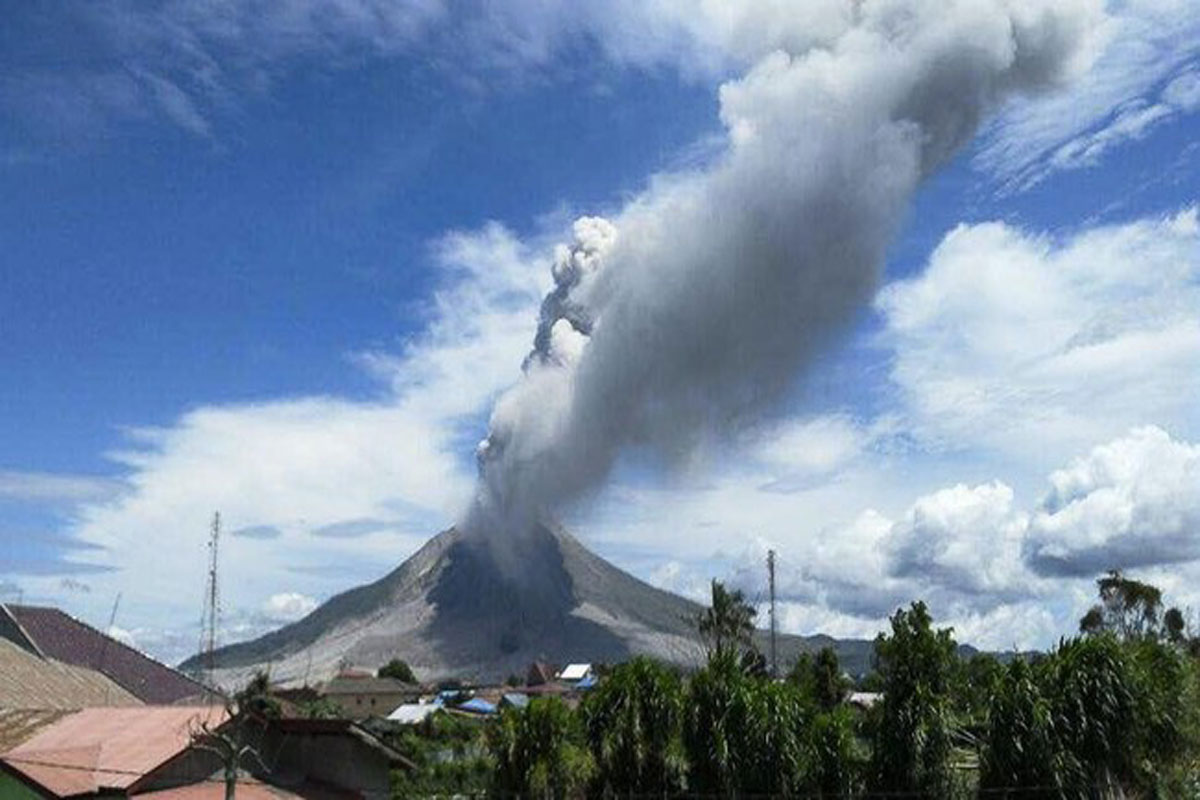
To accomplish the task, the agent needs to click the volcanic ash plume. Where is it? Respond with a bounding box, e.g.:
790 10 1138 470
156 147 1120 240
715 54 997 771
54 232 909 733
470 0 1102 540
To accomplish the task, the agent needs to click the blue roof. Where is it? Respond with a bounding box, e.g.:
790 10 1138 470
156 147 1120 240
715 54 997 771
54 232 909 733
576 675 598 689
458 697 497 714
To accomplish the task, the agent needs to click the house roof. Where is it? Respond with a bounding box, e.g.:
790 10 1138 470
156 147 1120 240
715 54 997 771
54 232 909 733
0 709 73 753
387 704 438 724
136 774 356 800
526 661 557 686
456 697 496 714
558 663 592 681
320 676 417 696
0 638 141 712
1 706 228 797
0 605 213 705
500 693 529 709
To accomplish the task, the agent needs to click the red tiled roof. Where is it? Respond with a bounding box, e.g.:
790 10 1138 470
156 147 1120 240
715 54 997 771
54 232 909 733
2 706 227 797
1 605 212 705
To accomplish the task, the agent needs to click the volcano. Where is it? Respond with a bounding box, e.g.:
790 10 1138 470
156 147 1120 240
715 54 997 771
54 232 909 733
182 522 874 686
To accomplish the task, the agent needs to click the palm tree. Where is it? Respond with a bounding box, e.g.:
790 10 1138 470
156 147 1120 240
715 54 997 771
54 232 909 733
698 579 756 658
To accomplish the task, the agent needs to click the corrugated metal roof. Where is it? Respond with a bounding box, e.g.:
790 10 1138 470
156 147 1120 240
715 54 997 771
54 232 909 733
386 704 438 724
136 777 353 800
0 639 141 711
0 605 213 705
558 663 592 681
0 709 72 752
1 706 228 797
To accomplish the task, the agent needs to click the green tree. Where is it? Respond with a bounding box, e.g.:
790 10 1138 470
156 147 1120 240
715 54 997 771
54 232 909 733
488 697 595 799
582 657 688 795
808 706 861 798
870 601 956 797
234 670 281 719
789 648 846 712
684 648 748 795
378 658 417 684
1043 634 1140 795
698 579 756 658
1077 569 1189 644
979 658 1060 798
953 652 1002 726
737 679 810 797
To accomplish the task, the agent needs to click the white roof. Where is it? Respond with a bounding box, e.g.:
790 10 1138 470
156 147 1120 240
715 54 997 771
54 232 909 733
848 692 882 708
387 703 438 724
558 663 592 681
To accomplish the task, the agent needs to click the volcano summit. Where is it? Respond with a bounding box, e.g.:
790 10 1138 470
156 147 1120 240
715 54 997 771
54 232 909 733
182 522 871 686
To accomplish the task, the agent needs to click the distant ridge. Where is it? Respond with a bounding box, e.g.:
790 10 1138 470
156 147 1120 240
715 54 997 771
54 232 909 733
181 523 879 686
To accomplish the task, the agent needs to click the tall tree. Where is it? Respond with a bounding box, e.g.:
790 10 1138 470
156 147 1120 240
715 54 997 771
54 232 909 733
870 601 956 797
698 579 756 658
979 658 1060 798
1078 569 1184 642
488 697 594 799
582 657 688 795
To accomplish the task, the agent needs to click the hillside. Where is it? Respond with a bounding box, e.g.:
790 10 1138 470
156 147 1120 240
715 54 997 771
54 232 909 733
181 522 877 686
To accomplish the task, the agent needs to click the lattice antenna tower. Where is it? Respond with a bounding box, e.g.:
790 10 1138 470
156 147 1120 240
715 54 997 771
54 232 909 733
202 511 221 688
768 549 778 678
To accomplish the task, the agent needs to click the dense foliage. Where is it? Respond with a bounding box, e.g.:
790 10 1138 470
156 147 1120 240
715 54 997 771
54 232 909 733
379 658 418 684
386 577 1200 798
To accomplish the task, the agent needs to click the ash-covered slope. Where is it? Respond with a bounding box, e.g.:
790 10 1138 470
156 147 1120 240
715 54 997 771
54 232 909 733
182 523 874 686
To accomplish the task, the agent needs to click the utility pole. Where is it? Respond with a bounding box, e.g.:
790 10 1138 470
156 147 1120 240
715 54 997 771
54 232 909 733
203 511 221 691
767 549 777 678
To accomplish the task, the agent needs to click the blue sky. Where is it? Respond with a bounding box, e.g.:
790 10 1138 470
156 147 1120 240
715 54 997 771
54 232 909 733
2 0 1198 663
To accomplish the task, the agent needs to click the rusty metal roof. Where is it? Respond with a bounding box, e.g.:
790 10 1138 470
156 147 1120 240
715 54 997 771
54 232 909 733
1 705 228 797
0 638 141 712
1 605 213 704
0 709 73 752
136 777 356 800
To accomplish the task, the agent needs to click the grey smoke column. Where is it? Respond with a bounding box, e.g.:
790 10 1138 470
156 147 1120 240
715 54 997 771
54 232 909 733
471 0 1101 538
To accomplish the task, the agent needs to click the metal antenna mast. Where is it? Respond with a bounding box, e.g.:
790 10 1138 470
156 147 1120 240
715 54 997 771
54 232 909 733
203 511 221 689
99 592 122 704
767 549 777 678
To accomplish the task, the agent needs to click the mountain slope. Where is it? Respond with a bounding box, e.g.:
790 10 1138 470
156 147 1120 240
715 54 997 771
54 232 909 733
182 523 876 685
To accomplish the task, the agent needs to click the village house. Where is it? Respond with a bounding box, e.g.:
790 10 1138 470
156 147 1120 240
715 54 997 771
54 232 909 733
0 604 213 705
317 673 420 720
0 706 411 799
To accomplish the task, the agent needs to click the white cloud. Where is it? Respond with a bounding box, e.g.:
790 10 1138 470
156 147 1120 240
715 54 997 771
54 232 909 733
877 208 1200 461
262 592 318 622
1027 426 1200 575
0 470 125 504
885 482 1031 598
977 0 1200 188
10 221 548 664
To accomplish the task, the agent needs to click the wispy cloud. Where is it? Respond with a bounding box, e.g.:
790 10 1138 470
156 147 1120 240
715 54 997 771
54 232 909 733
977 0 1200 189
0 470 124 504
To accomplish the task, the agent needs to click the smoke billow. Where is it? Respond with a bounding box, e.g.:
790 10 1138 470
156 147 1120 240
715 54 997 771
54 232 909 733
469 0 1102 541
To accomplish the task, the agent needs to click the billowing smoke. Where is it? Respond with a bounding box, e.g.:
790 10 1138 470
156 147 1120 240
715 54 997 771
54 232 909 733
469 0 1102 540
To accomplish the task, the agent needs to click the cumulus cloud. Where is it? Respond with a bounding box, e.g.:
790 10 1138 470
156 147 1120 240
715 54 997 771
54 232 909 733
877 208 1200 459
1026 426 1200 575
262 592 319 622
885 482 1030 598
473 0 1102 540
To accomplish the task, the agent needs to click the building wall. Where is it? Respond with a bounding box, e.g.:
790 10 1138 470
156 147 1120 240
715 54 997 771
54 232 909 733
326 692 412 720
259 730 393 800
